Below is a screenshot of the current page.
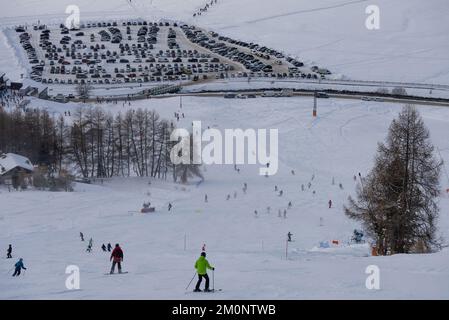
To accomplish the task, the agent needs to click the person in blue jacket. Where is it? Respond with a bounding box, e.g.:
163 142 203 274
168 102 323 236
12 258 27 277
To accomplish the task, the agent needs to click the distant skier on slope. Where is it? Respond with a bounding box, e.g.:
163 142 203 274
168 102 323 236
101 244 107 252
12 258 27 277
86 238 93 252
107 243 112 252
80 232 84 241
328 200 332 209
194 252 214 292
7 244 12 259
110 243 124 274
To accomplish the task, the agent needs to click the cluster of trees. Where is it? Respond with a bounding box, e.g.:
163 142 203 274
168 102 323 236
0 107 63 169
346 105 442 254
0 106 203 183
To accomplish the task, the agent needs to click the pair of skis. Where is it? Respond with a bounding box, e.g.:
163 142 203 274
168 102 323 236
104 271 129 275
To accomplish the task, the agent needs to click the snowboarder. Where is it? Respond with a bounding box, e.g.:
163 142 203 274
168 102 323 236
7 244 12 259
194 252 214 292
287 232 293 242
110 243 124 274
107 243 112 252
328 200 332 208
101 244 107 252
12 258 26 277
80 232 84 241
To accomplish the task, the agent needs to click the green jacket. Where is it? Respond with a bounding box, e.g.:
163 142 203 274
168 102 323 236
194 256 213 275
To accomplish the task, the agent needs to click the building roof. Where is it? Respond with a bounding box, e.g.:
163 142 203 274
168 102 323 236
0 153 34 175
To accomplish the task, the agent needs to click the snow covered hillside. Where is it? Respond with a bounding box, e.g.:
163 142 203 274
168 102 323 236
1 0 449 83
1 96 449 299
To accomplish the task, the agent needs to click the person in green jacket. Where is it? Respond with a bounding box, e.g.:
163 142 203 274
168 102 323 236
194 252 214 292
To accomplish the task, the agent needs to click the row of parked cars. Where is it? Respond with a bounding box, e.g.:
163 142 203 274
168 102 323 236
182 26 272 73
15 29 44 82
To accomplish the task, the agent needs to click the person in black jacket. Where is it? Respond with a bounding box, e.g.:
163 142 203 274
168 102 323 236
7 244 12 259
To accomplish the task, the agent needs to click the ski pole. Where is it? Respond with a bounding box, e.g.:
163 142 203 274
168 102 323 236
212 269 215 291
186 272 196 291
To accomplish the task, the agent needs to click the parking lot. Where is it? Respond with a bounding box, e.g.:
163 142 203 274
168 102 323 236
14 20 330 97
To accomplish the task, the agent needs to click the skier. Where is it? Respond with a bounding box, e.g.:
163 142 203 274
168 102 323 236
194 252 214 292
107 243 112 252
274 185 278 192
205 194 208 203
287 232 293 242
12 258 27 277
288 201 292 209
101 244 107 252
328 200 332 208
254 210 258 217
168 203 172 211
110 243 124 274
86 238 93 252
279 190 283 197
80 232 84 241
7 244 12 259
283 209 287 219
226 194 230 200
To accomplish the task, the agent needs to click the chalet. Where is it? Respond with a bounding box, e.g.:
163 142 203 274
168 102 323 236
0 153 34 189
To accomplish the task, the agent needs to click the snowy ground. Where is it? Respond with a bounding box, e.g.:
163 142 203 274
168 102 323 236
1 96 449 299
1 0 449 84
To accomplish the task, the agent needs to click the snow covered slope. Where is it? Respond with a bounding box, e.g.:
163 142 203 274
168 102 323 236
1 0 449 83
1 97 449 299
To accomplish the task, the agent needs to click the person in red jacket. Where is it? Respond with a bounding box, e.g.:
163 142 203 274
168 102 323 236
110 243 124 274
